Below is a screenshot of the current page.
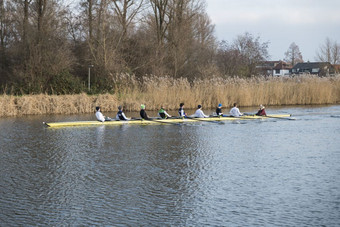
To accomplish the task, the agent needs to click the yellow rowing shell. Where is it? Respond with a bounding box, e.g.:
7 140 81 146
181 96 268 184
44 114 292 127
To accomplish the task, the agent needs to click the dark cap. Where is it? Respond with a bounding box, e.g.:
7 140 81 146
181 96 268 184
198 105 202 108
96 106 100 111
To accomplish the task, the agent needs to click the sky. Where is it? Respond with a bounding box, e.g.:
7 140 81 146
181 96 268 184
206 0 340 62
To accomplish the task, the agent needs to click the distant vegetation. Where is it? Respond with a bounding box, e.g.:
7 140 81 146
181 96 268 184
1 75 339 117
0 0 220 95
1 0 339 99
1 1 339 117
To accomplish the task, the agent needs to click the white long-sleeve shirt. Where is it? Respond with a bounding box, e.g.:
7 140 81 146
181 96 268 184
230 107 242 117
96 111 105 122
192 109 209 118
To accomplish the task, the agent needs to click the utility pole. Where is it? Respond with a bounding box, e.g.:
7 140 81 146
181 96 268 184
88 65 94 91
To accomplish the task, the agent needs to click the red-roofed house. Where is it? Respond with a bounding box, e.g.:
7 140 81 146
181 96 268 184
333 64 340 73
273 61 292 76
256 61 292 76
256 61 280 75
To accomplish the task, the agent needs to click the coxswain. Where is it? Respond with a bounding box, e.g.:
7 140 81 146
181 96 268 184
140 104 150 120
191 105 209 118
255 104 267 116
116 106 130 120
158 106 171 119
230 103 243 117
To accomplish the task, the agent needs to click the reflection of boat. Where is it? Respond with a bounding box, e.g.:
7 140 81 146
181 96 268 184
44 114 292 127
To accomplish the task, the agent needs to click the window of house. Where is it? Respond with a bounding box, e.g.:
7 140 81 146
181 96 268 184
312 68 319 73
275 69 280 74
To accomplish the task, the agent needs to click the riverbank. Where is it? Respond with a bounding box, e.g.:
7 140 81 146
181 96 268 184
1 74 340 117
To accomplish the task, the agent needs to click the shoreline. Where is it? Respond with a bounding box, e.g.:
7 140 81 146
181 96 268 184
1 75 339 117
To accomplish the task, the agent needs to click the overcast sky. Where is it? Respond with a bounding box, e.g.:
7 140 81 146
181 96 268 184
206 0 340 62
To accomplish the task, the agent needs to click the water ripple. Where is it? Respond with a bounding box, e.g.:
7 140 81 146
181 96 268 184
0 107 340 226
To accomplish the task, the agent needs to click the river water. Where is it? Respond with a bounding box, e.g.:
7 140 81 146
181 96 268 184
0 105 340 226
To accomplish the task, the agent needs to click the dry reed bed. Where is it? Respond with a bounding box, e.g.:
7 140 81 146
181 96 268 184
1 74 340 117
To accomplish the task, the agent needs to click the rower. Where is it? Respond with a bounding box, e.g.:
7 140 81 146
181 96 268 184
216 103 223 116
230 103 243 117
191 105 209 118
178 103 186 118
95 106 111 122
158 106 171 119
140 104 150 120
116 106 130 120
255 104 267 116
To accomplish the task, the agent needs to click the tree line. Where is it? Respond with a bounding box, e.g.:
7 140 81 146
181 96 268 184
0 0 339 95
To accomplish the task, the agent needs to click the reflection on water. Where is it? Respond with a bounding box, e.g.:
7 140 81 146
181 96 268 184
0 105 340 226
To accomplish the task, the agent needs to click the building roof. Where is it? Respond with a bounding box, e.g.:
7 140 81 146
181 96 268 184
256 61 285 71
292 62 330 70
273 61 292 70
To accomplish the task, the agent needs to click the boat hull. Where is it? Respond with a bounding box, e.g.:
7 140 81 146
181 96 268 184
44 114 292 127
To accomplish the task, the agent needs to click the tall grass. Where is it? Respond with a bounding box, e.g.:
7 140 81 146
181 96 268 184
1 74 340 117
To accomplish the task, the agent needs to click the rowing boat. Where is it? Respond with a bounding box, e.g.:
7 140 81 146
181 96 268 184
43 114 292 127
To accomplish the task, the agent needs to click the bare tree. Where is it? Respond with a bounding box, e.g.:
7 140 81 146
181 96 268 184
79 0 144 88
0 0 6 54
193 12 215 46
315 37 340 64
111 0 145 72
284 42 303 66
216 33 269 77
233 32 269 76
166 0 195 77
36 0 47 40
0 0 9 85
1 0 223 93
88 0 94 42
216 41 236 76
112 0 144 42
81 0 116 74
165 0 213 78
23 0 31 48
191 12 217 77
1 0 77 93
149 0 169 46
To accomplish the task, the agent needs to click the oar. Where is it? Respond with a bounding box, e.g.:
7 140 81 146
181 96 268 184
244 113 295 120
265 115 296 120
152 118 181 125
291 112 340 116
223 113 250 119
132 117 180 125
185 116 224 124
